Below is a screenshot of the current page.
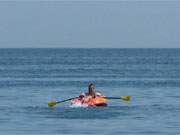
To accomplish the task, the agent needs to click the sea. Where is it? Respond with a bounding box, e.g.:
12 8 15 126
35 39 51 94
0 48 180 135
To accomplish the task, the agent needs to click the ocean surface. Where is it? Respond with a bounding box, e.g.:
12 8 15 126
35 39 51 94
0 48 180 135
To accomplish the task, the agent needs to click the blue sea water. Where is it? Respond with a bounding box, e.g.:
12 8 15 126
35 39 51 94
0 48 180 135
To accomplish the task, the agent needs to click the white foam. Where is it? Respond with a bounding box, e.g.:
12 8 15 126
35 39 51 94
69 103 88 108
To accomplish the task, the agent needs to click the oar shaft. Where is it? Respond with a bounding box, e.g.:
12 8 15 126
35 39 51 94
105 97 122 99
55 96 123 104
56 97 78 104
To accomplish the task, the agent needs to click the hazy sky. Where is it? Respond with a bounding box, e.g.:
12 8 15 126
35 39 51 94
0 1 180 48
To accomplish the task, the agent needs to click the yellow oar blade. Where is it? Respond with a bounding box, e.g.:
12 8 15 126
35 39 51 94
48 101 57 107
121 96 131 101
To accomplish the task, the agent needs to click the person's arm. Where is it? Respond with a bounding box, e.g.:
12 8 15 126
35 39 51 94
79 92 86 98
95 91 102 96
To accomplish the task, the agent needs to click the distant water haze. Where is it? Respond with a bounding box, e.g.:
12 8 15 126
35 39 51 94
0 1 180 48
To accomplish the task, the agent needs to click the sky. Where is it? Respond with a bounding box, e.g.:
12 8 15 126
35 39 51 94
0 1 180 48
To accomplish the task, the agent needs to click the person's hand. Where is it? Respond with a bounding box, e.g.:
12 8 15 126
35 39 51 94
79 95 84 99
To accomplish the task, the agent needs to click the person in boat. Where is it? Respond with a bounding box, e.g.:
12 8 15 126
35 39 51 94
79 83 102 98
71 83 107 106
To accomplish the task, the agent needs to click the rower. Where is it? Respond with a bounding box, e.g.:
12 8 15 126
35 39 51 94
79 83 102 100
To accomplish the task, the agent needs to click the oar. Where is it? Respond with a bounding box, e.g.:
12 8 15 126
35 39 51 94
105 96 131 101
48 96 131 107
48 97 78 107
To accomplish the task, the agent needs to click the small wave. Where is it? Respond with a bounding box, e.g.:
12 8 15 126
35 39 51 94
6 104 180 121
17 105 132 120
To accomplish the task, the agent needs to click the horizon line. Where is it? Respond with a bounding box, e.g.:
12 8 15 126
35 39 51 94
0 47 180 49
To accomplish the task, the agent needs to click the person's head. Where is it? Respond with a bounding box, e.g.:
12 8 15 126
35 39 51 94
88 83 95 95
